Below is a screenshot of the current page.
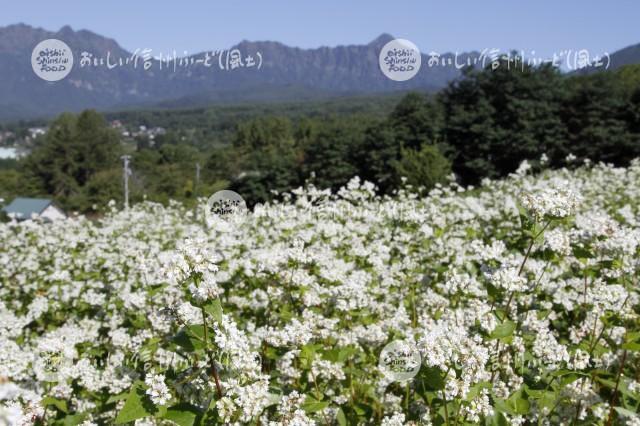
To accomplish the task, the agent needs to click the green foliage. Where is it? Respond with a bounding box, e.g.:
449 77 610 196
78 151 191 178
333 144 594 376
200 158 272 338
6 60 640 212
131 144 203 205
388 92 443 150
162 404 201 426
442 59 568 182
114 382 160 424
233 116 295 150
393 144 452 192
204 298 223 324
104 94 400 151
20 110 123 211
302 117 369 191
489 320 516 340
614 64 640 95
0 169 22 203
84 169 123 210
562 72 636 164
360 92 444 192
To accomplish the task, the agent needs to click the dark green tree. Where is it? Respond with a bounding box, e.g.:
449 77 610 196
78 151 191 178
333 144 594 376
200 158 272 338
224 116 302 204
22 110 123 211
359 92 444 192
388 92 443 150
302 117 368 191
442 59 567 183
393 144 452 192
562 73 636 164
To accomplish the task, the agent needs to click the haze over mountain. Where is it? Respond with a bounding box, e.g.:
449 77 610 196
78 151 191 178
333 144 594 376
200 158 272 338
592 42 640 71
0 24 484 121
2 23 638 122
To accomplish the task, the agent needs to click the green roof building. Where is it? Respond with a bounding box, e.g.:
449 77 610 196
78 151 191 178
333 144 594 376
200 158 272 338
2 197 66 221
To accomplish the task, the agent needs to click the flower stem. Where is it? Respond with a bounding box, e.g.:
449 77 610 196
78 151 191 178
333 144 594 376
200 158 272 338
441 389 450 426
605 349 628 426
201 307 223 398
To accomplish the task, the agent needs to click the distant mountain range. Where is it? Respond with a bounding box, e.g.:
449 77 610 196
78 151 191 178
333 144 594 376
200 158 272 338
1 23 638 122
0 24 480 121
573 42 640 76
598 43 640 71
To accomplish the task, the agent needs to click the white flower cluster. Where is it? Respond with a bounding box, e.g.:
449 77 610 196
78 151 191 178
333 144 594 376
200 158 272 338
489 266 527 293
0 160 639 424
144 373 171 406
419 321 490 398
520 187 580 218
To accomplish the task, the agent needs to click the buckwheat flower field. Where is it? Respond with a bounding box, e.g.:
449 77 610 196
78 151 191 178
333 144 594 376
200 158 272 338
1 160 640 426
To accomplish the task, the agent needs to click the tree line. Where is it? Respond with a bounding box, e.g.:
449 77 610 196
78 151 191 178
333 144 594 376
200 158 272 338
1 58 640 212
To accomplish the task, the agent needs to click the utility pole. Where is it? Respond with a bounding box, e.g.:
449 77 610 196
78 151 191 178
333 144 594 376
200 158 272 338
195 162 201 198
194 162 201 219
121 155 131 209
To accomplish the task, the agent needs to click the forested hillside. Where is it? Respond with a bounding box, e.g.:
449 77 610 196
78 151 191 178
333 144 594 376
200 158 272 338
2 60 640 213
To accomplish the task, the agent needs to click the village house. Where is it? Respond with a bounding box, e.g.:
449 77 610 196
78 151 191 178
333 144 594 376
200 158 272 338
1 197 66 221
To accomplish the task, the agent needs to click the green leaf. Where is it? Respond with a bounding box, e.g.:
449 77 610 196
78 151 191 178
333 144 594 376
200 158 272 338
596 377 617 389
489 320 516 340
161 403 201 426
321 347 341 363
302 396 329 413
525 389 557 410
486 282 501 299
493 398 514 415
621 342 640 351
321 345 357 363
419 365 446 391
299 343 321 369
106 392 129 404
507 390 530 415
264 346 279 360
137 338 160 361
42 397 68 413
596 376 636 398
266 393 282 408
485 411 509 426
572 246 594 260
336 407 348 426
466 381 491 401
352 404 367 416
549 369 588 378
278 305 294 322
148 284 168 297
115 383 156 424
518 205 535 233
614 406 638 418
625 331 640 342
130 313 149 329
204 298 223 324
61 413 88 426
493 390 530 416
173 325 207 352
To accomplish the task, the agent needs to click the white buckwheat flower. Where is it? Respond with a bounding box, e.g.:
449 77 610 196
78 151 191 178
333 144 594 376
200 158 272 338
490 266 527 293
520 187 580 219
145 373 171 406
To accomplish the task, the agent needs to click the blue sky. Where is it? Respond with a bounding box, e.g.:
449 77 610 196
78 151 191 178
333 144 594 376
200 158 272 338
3 1 640 60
